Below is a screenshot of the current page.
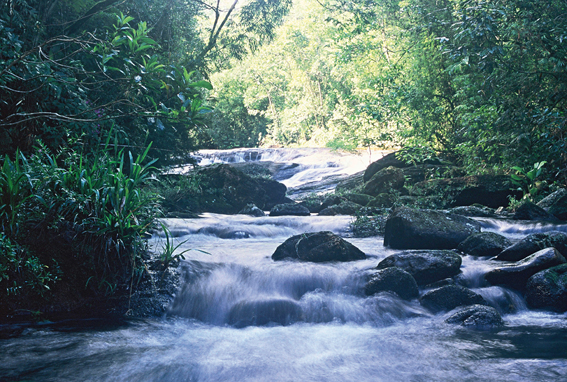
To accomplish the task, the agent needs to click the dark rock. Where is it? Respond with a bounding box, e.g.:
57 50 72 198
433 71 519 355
485 248 567 291
256 178 288 210
363 166 405 197
365 267 419 300
228 299 302 328
238 204 265 217
335 171 365 194
377 250 462 285
513 201 559 221
457 232 512 257
424 278 455 289
420 285 487 313
411 175 522 209
364 152 408 182
321 195 346 210
383 207 481 250
366 193 396 208
196 227 252 239
449 206 497 218
496 231 567 261
526 264 567 312
269 203 311 217
318 201 360 216
345 193 373 206
537 188 567 209
272 231 366 262
445 304 504 329
547 193 567 221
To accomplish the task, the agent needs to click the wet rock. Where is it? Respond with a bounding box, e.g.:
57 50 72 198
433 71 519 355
537 188 567 209
547 193 567 221
321 195 346 210
197 227 252 239
410 175 522 209
269 203 311 217
486 248 567 291
238 204 265 217
420 285 487 313
228 299 302 328
364 152 408 182
256 178 288 210
318 201 360 216
383 207 481 250
345 193 373 207
457 232 512 257
272 231 366 262
365 267 419 300
525 264 567 312
449 206 497 218
377 250 462 285
445 304 504 329
335 171 365 194
496 231 567 261
513 201 559 221
363 166 405 197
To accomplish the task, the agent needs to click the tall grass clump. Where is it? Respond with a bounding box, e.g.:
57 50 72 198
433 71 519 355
0 139 161 312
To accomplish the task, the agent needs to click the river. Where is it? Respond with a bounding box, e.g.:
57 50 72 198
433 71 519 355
1 148 567 382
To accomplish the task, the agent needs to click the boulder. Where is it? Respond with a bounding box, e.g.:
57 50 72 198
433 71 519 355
445 305 504 329
321 195 346 210
537 188 567 209
272 231 366 262
228 299 302 328
365 267 419 300
525 264 567 312
238 204 265 217
547 193 567 221
345 193 373 207
513 201 559 221
449 206 498 218
457 232 512 257
420 285 487 313
383 207 481 249
318 201 360 216
496 231 567 261
485 248 567 290
256 178 288 210
366 193 396 208
376 250 462 285
269 203 311 217
411 175 522 209
363 166 405 197
335 171 365 194
364 152 408 182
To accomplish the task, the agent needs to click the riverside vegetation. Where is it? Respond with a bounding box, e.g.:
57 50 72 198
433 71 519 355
2 0 567 321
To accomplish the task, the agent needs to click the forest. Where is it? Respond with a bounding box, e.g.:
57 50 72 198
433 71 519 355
1 0 566 315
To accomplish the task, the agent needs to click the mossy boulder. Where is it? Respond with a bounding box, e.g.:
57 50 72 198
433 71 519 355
485 248 567 291
457 232 512 257
376 250 462 285
269 203 311 216
365 267 419 300
344 193 373 206
366 193 396 208
496 231 567 261
318 201 360 216
410 175 522 209
383 207 481 249
364 152 408 182
445 305 504 329
272 231 366 262
363 166 405 197
420 285 487 313
525 264 567 312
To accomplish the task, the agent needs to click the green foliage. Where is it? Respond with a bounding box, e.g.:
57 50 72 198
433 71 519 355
511 161 548 200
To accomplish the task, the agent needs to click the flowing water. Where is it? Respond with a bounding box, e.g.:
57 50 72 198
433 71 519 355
2 148 567 382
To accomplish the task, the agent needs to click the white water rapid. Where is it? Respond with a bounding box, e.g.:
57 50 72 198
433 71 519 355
1 148 567 382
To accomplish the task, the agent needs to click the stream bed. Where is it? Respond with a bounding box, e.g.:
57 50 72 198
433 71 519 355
1 148 567 382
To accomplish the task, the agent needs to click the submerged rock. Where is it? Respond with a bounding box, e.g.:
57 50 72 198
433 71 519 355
420 285 487 313
228 299 302 328
383 207 481 249
445 304 504 329
365 267 419 300
363 166 405 197
525 264 567 312
376 250 462 285
485 248 567 291
496 231 567 261
457 232 512 257
269 203 311 217
272 231 366 262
